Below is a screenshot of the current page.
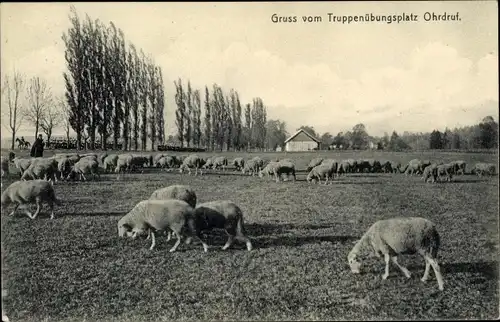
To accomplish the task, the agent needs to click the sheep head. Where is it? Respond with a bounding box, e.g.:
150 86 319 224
118 222 132 237
347 251 362 274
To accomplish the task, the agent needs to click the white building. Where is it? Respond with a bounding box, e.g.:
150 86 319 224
284 129 321 152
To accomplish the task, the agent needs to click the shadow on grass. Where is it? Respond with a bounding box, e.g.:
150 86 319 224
253 234 357 249
64 211 128 217
245 222 336 236
442 261 498 279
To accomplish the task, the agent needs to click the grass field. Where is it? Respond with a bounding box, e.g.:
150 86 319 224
1 149 499 321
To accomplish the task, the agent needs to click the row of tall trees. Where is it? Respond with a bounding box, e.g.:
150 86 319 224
62 6 165 150
174 80 269 151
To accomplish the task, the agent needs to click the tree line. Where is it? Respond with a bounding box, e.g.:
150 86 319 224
299 115 498 152
173 80 269 151
62 6 165 150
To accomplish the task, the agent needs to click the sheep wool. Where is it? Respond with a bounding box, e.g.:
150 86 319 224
1 180 61 220
347 217 444 291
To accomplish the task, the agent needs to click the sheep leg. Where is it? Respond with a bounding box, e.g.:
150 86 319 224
149 231 156 250
30 198 43 219
81 173 87 181
382 254 391 280
169 231 182 253
9 204 19 216
222 235 235 250
166 230 172 242
426 256 445 291
391 256 412 278
421 256 431 282
236 234 253 251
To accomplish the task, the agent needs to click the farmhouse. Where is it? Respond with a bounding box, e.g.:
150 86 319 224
284 129 321 152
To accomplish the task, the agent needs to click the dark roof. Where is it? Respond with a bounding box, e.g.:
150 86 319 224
284 129 321 144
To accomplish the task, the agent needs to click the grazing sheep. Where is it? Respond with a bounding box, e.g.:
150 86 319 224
21 158 58 183
337 160 351 176
259 161 296 182
436 164 454 182
232 157 245 171
306 158 324 172
345 159 357 173
307 163 335 184
150 185 197 208
404 159 423 176
117 199 207 252
114 154 133 175
473 162 496 177
179 154 205 175
421 160 432 173
155 156 172 170
347 217 444 291
320 159 338 179
421 163 439 183
250 156 265 172
189 200 252 251
153 153 167 166
149 184 198 241
259 161 280 179
379 160 393 173
12 157 33 178
449 160 466 175
1 180 61 219
276 160 296 182
359 159 382 173
55 156 73 180
68 158 100 181
103 154 119 173
202 157 214 170
390 161 402 174
212 156 228 171
242 159 259 176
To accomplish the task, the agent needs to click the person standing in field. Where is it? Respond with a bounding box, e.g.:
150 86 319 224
30 134 45 158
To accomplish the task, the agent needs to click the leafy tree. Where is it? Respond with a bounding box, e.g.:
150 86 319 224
429 130 443 149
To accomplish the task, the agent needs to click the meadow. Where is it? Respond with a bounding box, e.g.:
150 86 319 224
1 149 499 321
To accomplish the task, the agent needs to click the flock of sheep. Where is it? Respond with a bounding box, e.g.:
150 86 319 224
0 148 496 320
2 151 481 294
1 174 445 292
1 151 496 185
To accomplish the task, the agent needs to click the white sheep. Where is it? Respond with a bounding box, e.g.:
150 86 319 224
1 179 61 220
188 200 253 252
12 157 33 178
179 154 205 175
68 158 100 181
347 217 444 291
307 163 335 184
102 154 119 173
241 159 259 176
306 158 324 172
149 184 197 242
213 156 228 171
117 199 207 252
21 158 58 183
149 185 197 208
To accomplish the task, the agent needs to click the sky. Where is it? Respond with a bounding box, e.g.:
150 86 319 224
1 1 498 143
